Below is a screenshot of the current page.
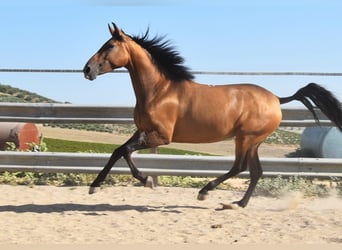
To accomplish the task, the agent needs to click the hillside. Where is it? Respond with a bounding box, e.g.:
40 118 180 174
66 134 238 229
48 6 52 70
0 83 135 134
0 83 59 103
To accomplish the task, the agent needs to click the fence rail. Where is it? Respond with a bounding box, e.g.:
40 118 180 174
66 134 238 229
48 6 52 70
1 68 341 178
0 103 333 127
0 152 341 178
0 103 341 178
1 68 342 76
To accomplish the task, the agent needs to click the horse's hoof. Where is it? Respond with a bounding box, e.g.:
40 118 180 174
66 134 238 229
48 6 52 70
197 192 209 201
89 186 99 194
232 200 246 208
219 203 240 210
144 176 155 189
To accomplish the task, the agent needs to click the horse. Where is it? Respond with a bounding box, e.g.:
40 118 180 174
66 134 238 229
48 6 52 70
83 23 342 208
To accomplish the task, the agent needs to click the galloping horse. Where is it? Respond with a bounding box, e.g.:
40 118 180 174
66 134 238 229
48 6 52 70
83 23 342 208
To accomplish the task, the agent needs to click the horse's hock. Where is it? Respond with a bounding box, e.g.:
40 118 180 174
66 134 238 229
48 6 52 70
0 122 40 151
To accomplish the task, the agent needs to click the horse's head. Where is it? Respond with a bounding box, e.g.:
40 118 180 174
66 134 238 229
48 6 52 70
83 23 129 80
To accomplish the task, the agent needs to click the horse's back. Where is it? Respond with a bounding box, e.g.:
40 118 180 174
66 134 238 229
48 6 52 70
171 82 281 143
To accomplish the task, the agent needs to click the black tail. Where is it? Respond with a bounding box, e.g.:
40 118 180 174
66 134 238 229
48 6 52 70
279 83 342 131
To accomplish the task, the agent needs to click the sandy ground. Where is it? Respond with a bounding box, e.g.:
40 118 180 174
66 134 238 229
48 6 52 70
0 185 341 245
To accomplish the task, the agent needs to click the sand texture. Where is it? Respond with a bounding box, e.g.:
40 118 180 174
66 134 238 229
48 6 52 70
0 185 341 245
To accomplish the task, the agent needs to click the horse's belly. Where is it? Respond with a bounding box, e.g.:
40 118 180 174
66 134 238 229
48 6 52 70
171 122 233 143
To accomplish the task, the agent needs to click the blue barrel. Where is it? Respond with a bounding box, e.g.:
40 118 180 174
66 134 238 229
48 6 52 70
301 127 342 158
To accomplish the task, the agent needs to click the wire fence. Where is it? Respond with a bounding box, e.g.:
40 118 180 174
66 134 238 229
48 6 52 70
1 68 342 76
0 68 341 177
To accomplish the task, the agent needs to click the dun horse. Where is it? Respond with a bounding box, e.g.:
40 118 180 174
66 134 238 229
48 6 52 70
83 23 342 208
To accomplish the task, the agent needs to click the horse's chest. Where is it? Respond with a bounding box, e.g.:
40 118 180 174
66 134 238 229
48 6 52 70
133 108 156 131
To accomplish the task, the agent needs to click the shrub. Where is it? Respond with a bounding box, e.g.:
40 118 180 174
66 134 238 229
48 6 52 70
254 176 331 198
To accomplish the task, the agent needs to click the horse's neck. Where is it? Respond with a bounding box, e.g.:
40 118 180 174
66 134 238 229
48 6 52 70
126 45 166 105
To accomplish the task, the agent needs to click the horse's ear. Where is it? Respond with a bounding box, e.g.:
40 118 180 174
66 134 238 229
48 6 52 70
108 22 123 40
108 23 115 36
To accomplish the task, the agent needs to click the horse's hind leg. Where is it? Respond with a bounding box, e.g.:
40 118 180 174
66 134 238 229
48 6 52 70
197 136 249 200
233 143 263 207
197 157 248 201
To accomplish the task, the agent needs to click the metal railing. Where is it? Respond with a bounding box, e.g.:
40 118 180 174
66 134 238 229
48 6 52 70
0 152 341 178
0 103 340 178
1 68 342 76
0 102 332 127
1 68 341 178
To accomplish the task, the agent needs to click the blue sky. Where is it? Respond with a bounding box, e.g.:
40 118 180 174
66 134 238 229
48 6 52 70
0 0 341 106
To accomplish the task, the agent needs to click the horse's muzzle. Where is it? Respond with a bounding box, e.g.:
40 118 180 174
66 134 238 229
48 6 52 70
83 65 97 81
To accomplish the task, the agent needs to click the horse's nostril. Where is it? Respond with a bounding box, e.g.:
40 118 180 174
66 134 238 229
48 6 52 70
84 66 90 74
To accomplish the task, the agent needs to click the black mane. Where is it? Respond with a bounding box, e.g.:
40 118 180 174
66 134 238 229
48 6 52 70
131 29 194 82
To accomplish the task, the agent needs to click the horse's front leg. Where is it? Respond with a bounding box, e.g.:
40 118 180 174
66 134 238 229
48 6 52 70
122 131 170 187
89 131 141 194
89 130 169 194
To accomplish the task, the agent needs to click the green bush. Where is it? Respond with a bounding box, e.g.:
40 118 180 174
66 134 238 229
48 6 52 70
0 172 118 187
254 176 332 198
264 129 301 145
